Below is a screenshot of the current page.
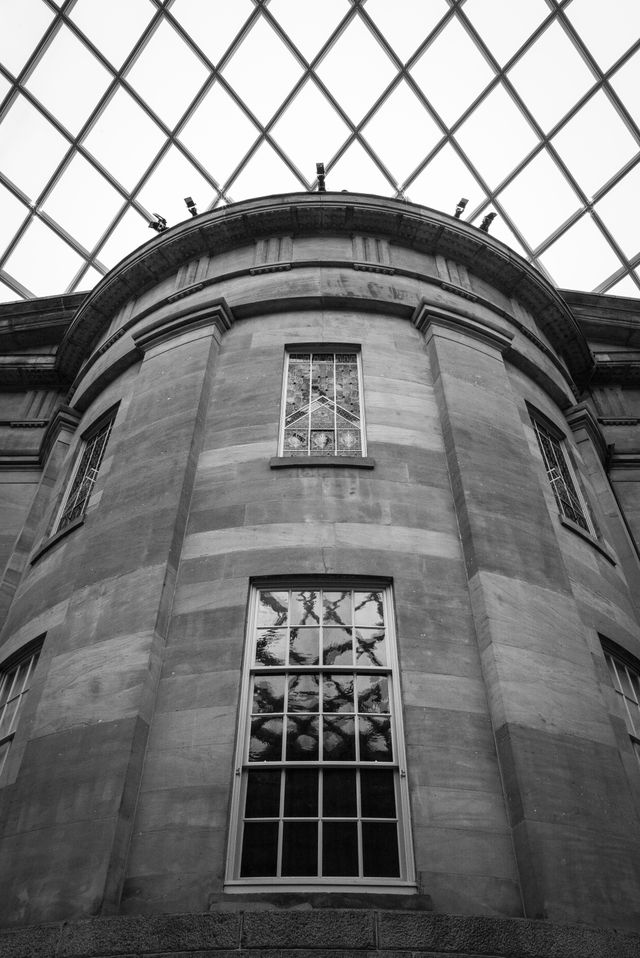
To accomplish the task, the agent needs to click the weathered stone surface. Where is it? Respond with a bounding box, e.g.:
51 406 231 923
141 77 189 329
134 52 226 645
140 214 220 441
242 911 376 949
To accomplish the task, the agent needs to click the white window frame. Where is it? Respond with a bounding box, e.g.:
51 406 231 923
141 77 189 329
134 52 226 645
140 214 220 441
225 580 415 893
278 348 367 458
0 643 41 781
54 409 115 533
531 415 594 535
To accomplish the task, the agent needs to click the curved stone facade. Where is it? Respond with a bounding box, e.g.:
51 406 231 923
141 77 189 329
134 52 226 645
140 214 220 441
1 194 640 955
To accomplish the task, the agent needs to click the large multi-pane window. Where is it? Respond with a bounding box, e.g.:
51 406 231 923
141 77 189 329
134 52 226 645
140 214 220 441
532 418 592 532
603 643 640 768
280 351 364 457
56 412 115 532
0 646 41 779
228 583 412 887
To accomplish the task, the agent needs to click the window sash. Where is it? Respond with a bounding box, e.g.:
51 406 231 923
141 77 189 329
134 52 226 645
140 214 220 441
280 352 365 457
605 650 640 767
533 419 591 532
0 648 40 778
227 585 413 886
56 416 114 532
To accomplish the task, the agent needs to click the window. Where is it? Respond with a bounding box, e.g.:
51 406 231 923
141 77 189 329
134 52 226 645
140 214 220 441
56 411 114 532
227 583 413 887
603 642 640 768
280 351 365 457
0 645 41 779
532 417 592 532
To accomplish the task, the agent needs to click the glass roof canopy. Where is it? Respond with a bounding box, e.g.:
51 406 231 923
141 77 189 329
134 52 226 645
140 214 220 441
1 0 640 302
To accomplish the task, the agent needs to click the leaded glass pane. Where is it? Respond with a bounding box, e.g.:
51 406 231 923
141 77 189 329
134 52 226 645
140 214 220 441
282 352 363 457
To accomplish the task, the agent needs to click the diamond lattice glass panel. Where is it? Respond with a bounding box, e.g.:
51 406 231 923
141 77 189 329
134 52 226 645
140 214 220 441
539 213 621 290
125 19 209 129
507 21 595 133
82 87 167 191
0 95 69 200
221 15 304 125
410 16 495 126
170 0 254 65
179 80 258 186
70 0 156 69
551 90 638 197
408 142 487 215
594 164 640 259
41 153 125 252
0 184 29 250
3 217 84 295
25 26 112 135
73 265 105 293
230 139 304 200
463 0 549 66
364 0 449 63
567 0 640 70
361 80 442 183
455 83 538 188
270 79 351 179
497 149 581 250
317 15 397 124
0 0 54 77
0 280 22 303
267 0 350 62
610 50 640 122
96 206 149 270
136 144 216 227
608 275 640 296
328 140 392 195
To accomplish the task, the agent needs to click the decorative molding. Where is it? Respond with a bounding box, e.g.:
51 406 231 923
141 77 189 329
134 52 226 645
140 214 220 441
412 301 514 354
95 327 126 356
565 402 608 466
609 452 640 471
250 263 292 274
40 404 82 467
353 262 395 275
438 279 477 301
0 454 41 471
132 298 235 353
167 282 204 303
6 420 48 428
598 417 640 426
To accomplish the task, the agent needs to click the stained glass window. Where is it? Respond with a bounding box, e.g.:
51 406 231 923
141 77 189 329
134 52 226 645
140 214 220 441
532 418 592 533
228 584 412 885
0 645 41 779
56 413 115 532
281 352 364 457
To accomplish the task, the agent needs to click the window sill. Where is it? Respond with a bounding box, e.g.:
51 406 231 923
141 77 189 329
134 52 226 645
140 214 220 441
559 516 616 565
270 456 375 469
224 881 418 895
30 516 84 565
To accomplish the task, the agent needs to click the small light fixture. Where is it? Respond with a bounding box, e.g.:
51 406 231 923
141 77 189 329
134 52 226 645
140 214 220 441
148 213 168 233
316 162 326 193
454 197 468 218
184 196 198 217
479 212 497 233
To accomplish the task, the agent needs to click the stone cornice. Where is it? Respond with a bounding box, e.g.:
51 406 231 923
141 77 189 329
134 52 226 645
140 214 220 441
55 193 593 385
132 298 235 353
412 301 514 354
565 402 609 465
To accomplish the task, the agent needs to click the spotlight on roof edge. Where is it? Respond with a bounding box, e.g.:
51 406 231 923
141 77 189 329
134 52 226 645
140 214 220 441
316 162 326 193
479 212 497 233
454 198 468 218
184 197 198 217
148 213 167 233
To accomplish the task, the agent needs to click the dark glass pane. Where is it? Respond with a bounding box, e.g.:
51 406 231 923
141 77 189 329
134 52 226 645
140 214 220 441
252 675 285 713
290 627 319 665
360 769 396 818
323 715 356 760
249 716 283 762
323 674 354 712
355 629 387 667
357 674 389 713
240 821 278 877
323 591 352 626
354 592 384 627
359 715 392 762
323 627 353 665
323 769 357 817
284 768 318 817
323 821 358 876
257 591 288 627
288 673 319 712
282 821 318 876
290 590 320 625
245 770 281 818
255 628 286 666
362 822 400 877
286 715 319 761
